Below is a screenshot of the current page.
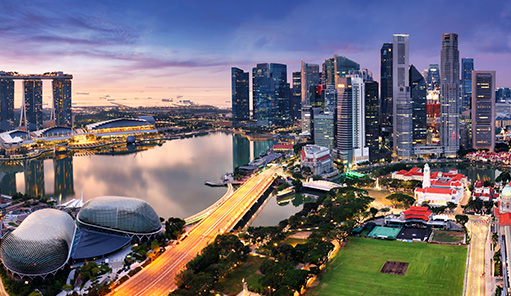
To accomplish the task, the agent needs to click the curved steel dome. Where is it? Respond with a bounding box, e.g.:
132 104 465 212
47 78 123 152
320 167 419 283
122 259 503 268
502 185 511 199
77 196 162 235
1 209 76 277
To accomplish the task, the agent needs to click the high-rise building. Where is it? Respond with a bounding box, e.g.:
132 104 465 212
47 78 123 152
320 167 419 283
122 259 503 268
322 58 335 86
365 80 380 161
291 72 302 122
252 63 290 127
323 85 336 112
440 33 460 157
410 65 427 144
335 76 368 166
471 71 495 151
0 75 14 131
313 111 334 151
53 73 72 127
392 34 413 160
380 43 393 149
426 64 440 91
231 67 250 124
300 61 320 106
496 87 511 101
24 79 43 131
461 58 474 112
300 61 320 134
335 55 360 78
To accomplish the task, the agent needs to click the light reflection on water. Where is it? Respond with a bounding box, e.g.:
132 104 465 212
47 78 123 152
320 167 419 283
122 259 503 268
1 132 299 224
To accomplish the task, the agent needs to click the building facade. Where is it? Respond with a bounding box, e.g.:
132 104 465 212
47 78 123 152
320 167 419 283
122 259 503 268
300 144 337 177
231 67 250 124
471 71 496 151
252 63 290 127
23 80 43 131
365 80 379 161
291 72 302 122
380 43 393 149
461 58 474 112
392 34 413 160
426 64 440 91
440 33 460 157
0 76 14 131
53 74 72 127
313 112 335 151
410 65 427 145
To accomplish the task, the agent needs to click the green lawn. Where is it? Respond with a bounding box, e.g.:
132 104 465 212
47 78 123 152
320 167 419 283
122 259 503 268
432 231 465 243
215 255 265 295
307 237 467 296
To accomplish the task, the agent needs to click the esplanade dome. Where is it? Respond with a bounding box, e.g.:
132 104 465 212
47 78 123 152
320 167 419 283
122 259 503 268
1 209 76 277
77 196 162 235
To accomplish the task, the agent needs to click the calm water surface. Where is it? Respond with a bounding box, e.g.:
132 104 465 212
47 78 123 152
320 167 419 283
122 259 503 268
0 132 298 224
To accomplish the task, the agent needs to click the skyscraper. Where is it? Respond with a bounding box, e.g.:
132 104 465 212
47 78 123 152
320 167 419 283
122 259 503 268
410 65 427 144
322 58 335 86
426 64 440 91
252 63 290 127
0 74 14 131
53 73 72 127
291 72 302 122
300 61 320 106
334 55 360 78
300 61 320 134
313 112 334 151
231 67 250 124
440 33 460 156
461 58 474 112
471 71 495 151
365 80 380 161
380 43 393 149
392 34 413 160
335 76 368 166
24 79 43 131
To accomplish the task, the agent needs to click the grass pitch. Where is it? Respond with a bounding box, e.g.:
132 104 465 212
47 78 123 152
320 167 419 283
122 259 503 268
307 237 466 296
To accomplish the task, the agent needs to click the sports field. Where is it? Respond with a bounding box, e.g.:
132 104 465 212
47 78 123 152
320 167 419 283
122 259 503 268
307 237 467 296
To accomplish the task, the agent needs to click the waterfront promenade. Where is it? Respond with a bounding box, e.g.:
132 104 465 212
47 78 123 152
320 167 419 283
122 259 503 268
109 167 278 296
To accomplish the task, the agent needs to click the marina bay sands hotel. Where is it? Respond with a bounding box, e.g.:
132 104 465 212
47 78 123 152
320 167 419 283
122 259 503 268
0 71 72 131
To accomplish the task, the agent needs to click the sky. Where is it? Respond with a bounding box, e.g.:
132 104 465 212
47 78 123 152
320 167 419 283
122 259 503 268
1 0 510 108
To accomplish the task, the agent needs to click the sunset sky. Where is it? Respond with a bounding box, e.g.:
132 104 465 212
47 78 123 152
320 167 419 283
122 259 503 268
1 0 510 108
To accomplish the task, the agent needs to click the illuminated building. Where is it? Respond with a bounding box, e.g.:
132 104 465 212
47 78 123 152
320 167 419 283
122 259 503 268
252 63 290 127
291 72 302 122
84 117 157 138
461 58 474 112
335 76 368 165
52 72 72 127
23 79 43 130
440 33 460 157
300 144 337 178
0 73 14 131
322 58 335 86
365 80 379 161
334 55 360 78
410 65 427 144
471 71 495 151
231 67 250 124
426 64 440 91
300 61 319 133
380 43 393 150
313 111 334 151
392 34 413 160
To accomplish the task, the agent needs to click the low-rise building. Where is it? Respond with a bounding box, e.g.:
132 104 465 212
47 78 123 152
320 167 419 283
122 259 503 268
411 164 466 206
300 144 338 178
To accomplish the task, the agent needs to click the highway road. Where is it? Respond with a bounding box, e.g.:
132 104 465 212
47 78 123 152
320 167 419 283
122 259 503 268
466 215 490 296
109 167 277 296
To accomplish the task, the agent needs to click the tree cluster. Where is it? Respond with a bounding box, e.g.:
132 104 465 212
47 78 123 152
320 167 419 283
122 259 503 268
386 193 415 208
171 234 250 296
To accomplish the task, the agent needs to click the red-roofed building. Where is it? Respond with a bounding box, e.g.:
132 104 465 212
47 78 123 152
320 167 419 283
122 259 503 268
300 144 338 178
273 144 293 152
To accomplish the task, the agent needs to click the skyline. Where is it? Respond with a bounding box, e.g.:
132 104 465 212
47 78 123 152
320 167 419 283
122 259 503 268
1 0 511 108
